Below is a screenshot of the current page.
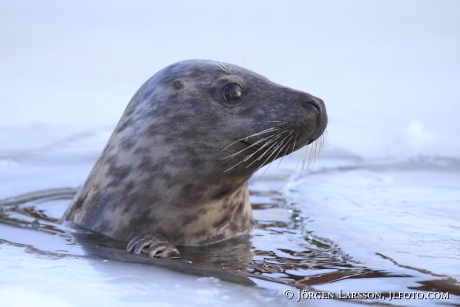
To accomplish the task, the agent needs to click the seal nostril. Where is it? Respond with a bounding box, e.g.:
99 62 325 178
301 100 320 114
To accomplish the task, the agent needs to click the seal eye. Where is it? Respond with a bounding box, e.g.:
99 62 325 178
222 83 243 103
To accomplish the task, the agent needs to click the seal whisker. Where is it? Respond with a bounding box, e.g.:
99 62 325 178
195 53 230 74
221 127 280 152
314 134 326 162
223 156 251 172
223 123 295 164
297 136 310 171
241 135 282 162
312 141 319 168
255 138 291 176
323 129 329 145
311 140 320 168
221 133 277 160
304 141 317 171
259 140 281 162
254 136 288 173
314 134 326 163
224 121 292 156
209 58 231 74
267 128 296 166
257 137 289 176
298 145 307 171
191 44 231 74
253 129 291 162
292 124 301 153
318 134 325 153
289 124 302 161
301 134 325 171
274 134 295 170
303 144 312 170
227 131 285 171
237 53 248 70
224 132 286 171
307 144 315 170
238 135 282 169
241 132 285 162
255 121 288 126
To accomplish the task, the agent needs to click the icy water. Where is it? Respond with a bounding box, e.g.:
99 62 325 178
0 137 459 306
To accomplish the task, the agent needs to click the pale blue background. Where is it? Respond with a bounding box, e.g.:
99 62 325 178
2 0 459 159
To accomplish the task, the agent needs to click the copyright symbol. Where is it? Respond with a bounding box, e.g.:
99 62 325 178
284 289 295 300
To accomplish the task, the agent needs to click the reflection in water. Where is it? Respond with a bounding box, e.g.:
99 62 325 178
0 187 459 305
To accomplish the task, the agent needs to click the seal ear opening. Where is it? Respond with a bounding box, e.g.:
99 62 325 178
173 80 184 90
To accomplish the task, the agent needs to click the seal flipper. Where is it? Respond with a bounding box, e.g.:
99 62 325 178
127 234 180 259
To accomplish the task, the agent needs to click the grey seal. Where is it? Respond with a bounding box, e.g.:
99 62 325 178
62 59 327 258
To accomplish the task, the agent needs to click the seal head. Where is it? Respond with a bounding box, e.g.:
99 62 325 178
62 60 327 251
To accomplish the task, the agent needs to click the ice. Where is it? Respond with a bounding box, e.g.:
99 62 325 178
284 160 460 279
0 243 275 307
